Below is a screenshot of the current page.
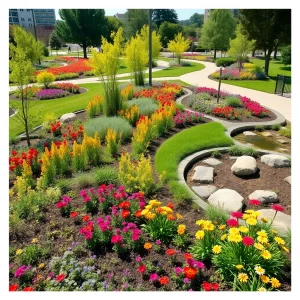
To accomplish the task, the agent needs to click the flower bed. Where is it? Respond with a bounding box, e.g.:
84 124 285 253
36 89 67 100
182 55 214 62
173 111 204 127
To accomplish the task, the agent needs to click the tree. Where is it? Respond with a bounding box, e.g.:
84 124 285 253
239 9 291 75
228 24 254 71
189 13 204 27
90 28 123 116
124 9 148 39
9 47 36 147
55 9 108 58
140 25 162 61
10 26 44 64
281 45 291 66
168 32 190 65
152 9 178 28
49 31 62 55
200 9 236 59
107 16 123 42
158 21 183 48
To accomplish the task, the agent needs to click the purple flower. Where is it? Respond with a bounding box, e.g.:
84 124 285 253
155 240 161 245
174 267 183 276
136 256 142 262
184 278 190 284
36 88 67 100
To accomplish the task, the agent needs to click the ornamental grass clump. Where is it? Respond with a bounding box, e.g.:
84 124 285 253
127 98 158 117
105 128 122 157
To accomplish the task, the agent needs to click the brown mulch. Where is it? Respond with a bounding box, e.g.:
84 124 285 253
186 154 291 215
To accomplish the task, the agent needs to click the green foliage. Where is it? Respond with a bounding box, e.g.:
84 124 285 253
204 205 229 224
17 245 50 266
49 31 62 51
140 25 162 60
176 103 185 112
43 45 49 57
168 181 193 205
215 57 236 67
211 150 222 158
37 71 56 89
152 9 178 28
225 96 243 108
84 116 132 141
168 32 190 64
228 145 244 156
271 124 281 131
127 98 158 116
158 21 183 48
242 147 259 157
279 125 291 138
281 45 291 66
255 125 265 132
55 178 73 194
71 172 95 189
42 112 57 132
124 9 148 39
56 73 79 80
93 166 119 186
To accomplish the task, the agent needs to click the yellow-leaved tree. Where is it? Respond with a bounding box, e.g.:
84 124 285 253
140 25 162 62
168 32 190 65
90 28 124 116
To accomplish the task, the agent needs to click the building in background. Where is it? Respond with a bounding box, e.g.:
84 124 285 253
114 12 126 22
204 9 239 23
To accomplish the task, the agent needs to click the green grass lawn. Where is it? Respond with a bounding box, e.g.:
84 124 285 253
155 122 234 182
220 58 291 94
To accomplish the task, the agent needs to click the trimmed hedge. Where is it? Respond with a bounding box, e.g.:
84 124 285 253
215 57 236 67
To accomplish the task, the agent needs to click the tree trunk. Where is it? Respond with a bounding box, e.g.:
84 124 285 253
214 48 217 60
25 119 30 147
264 49 272 77
252 49 256 57
83 46 87 59
274 44 278 59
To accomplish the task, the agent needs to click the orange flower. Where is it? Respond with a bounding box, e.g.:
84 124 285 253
159 276 169 285
135 209 142 218
183 267 197 279
82 215 90 222
144 242 152 250
167 214 175 221
167 203 174 209
166 249 176 256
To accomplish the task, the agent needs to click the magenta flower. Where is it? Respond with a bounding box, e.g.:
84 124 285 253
136 256 142 262
150 273 159 282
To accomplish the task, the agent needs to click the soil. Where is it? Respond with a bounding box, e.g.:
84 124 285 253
182 95 278 123
186 154 291 215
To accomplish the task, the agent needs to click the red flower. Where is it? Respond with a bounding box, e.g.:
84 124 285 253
9 284 18 291
227 219 239 227
11 150 18 157
231 211 243 219
159 276 169 285
167 203 174 209
271 204 284 212
56 274 66 282
184 253 193 260
82 215 90 222
211 283 220 291
122 210 130 219
166 249 176 256
242 236 254 246
249 199 262 206
135 209 142 218
183 267 197 279
202 282 212 291
119 201 131 209
70 211 78 218
138 265 146 273
23 286 34 291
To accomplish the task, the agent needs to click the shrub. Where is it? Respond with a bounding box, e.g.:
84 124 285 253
279 125 291 138
281 45 291 66
86 95 104 118
84 117 132 141
211 150 222 158
180 60 191 66
176 103 185 112
215 57 236 67
169 181 193 205
242 147 259 157
37 71 56 89
43 45 49 57
17 245 50 266
255 125 265 132
225 96 243 108
55 73 79 80
93 166 119 186
271 124 281 131
83 70 95 76
55 178 73 194
127 98 158 117
228 145 244 156
105 128 122 157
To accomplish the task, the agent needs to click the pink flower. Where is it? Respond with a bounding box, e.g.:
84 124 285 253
150 273 159 281
249 199 262 206
242 236 254 246
227 219 239 227
138 265 146 273
136 256 142 262
111 235 122 244
84 195 91 202
271 204 284 212
174 267 183 275
194 261 205 269
231 212 243 219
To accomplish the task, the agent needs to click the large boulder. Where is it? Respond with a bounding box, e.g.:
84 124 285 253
192 166 214 184
261 154 290 168
248 190 278 204
231 155 257 176
192 185 218 200
208 189 244 212
60 112 76 123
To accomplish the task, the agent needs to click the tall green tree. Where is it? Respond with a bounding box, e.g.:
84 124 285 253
55 9 108 58
152 9 178 28
140 25 162 61
189 13 204 27
158 21 183 48
124 9 148 39
239 9 291 75
200 9 236 59
49 31 62 55
107 16 123 42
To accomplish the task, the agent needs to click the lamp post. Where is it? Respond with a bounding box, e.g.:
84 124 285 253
31 9 41 65
217 67 223 103
149 9 152 87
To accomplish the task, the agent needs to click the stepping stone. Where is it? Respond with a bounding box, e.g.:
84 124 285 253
192 166 214 183
278 148 289 153
202 158 222 167
208 189 244 212
261 132 273 137
60 112 76 123
261 154 290 168
231 156 257 176
192 185 218 200
284 176 291 185
243 131 257 136
257 209 291 234
277 139 288 144
248 190 278 204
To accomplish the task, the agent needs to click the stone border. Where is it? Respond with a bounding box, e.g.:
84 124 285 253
178 147 291 210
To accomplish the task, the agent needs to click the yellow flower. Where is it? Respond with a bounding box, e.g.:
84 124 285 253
245 210 255 214
31 238 38 243
251 211 261 218
257 230 267 237
270 278 281 288
271 229 278 234
228 234 242 243
281 246 290 253
261 250 272 260
257 236 268 244
254 243 264 250
239 226 249 233
229 228 240 235
141 208 149 216
242 213 251 220
38 263 45 269
212 245 222 254
145 212 156 220
149 200 161 207
16 249 23 255
254 265 265 275
221 234 227 241
195 230 205 240
238 273 249 283
218 225 226 230
274 236 285 245
260 275 270 284
176 213 182 220
205 223 215 231
246 218 257 226
177 224 186 235
261 217 269 223
196 219 205 226
236 265 244 270
258 287 267 291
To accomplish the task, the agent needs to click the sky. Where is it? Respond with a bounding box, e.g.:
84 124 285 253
55 9 205 21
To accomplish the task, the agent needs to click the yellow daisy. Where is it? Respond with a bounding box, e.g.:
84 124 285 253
229 228 240 235
38 263 45 269
254 265 265 275
195 230 205 240
281 246 290 253
238 273 248 283
212 245 222 254
218 224 226 230
246 218 257 226
16 249 23 255
258 287 267 291
196 219 205 226
257 236 268 244
257 230 267 237
31 238 38 243
221 234 227 241
176 213 183 220
274 236 285 245
239 226 249 233
270 278 281 288
236 265 244 270
254 243 264 250
260 275 270 284
261 250 272 260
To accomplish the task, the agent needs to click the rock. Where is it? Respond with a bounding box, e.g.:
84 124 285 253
231 156 257 176
243 131 257 136
261 132 273 137
257 209 291 234
284 176 291 185
277 139 288 144
248 190 278 204
60 112 76 123
192 166 214 183
230 156 239 160
261 154 290 168
208 189 244 212
202 158 222 167
192 186 218 200
278 148 289 153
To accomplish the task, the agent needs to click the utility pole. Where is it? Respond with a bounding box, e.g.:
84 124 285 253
31 9 41 65
149 9 152 87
